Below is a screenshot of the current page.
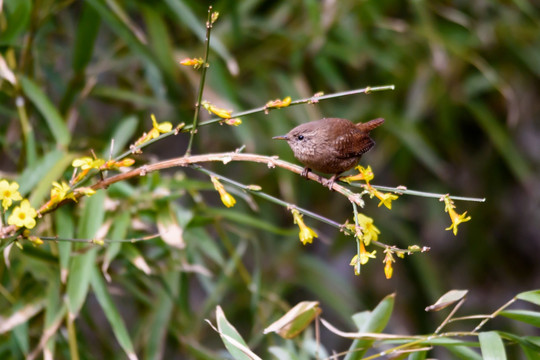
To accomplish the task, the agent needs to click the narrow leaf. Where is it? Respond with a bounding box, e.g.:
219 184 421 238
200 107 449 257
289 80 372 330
345 293 395 360
264 301 321 339
66 191 106 317
19 75 71 147
517 290 540 307
90 266 137 360
72 2 100 72
214 306 262 360
500 310 540 327
479 331 506 360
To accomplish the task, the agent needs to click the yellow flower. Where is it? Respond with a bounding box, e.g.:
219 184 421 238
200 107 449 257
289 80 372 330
211 176 236 208
356 213 380 245
349 255 361 275
291 209 318 245
151 114 172 134
72 157 105 171
359 242 376 265
265 96 292 109
134 114 173 146
384 260 393 279
104 158 135 170
8 199 37 229
220 191 236 208
349 243 376 276
0 179 22 210
72 157 105 182
383 248 395 279
442 195 471 236
179 57 205 69
202 100 232 119
365 184 398 210
29 235 43 246
376 192 399 209
342 165 375 183
51 181 77 203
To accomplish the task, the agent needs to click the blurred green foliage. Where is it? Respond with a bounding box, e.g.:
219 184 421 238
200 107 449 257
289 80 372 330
1 0 540 359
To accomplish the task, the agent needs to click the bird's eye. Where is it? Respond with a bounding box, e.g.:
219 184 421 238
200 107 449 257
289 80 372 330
297 135 304 140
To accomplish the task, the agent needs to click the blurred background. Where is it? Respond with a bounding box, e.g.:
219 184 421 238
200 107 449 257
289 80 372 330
1 0 539 358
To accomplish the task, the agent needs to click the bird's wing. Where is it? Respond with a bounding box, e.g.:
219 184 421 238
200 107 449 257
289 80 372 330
334 132 375 159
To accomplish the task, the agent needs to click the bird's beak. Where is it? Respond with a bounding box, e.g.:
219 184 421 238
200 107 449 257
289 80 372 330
272 135 288 140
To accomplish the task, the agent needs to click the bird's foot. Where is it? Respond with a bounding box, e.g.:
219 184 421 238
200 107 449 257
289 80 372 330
326 174 340 190
301 167 311 178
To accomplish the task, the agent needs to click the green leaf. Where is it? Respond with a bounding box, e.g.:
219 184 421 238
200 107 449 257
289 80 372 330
142 5 177 78
408 350 427 360
72 3 100 72
516 290 540 307
144 272 179 359
102 211 130 279
263 301 321 339
16 149 64 196
479 331 506 360
54 206 75 284
90 266 137 360
500 310 540 327
0 0 31 45
27 152 77 207
214 306 262 360
105 115 139 158
446 345 483 360
345 293 395 360
66 190 106 317
204 207 291 235
19 76 71 147
497 332 540 359
468 102 532 185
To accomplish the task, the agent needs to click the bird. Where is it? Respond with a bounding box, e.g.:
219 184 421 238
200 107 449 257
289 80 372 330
273 117 384 189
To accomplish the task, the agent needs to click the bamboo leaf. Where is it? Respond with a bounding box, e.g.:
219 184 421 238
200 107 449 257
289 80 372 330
517 290 540 307
213 306 262 360
479 331 506 360
264 301 321 339
90 266 137 360
500 310 540 327
66 191 106 317
19 76 71 147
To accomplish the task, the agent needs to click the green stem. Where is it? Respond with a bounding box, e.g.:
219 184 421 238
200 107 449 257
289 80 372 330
351 183 486 203
185 6 214 156
352 202 361 275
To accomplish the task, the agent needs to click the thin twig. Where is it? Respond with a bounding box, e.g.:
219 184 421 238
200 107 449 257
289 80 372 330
185 6 214 156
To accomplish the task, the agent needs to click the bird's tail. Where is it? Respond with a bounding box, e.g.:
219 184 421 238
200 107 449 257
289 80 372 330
357 117 384 132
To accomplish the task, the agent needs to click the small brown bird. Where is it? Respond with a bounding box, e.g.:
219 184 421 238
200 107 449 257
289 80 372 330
273 117 384 188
